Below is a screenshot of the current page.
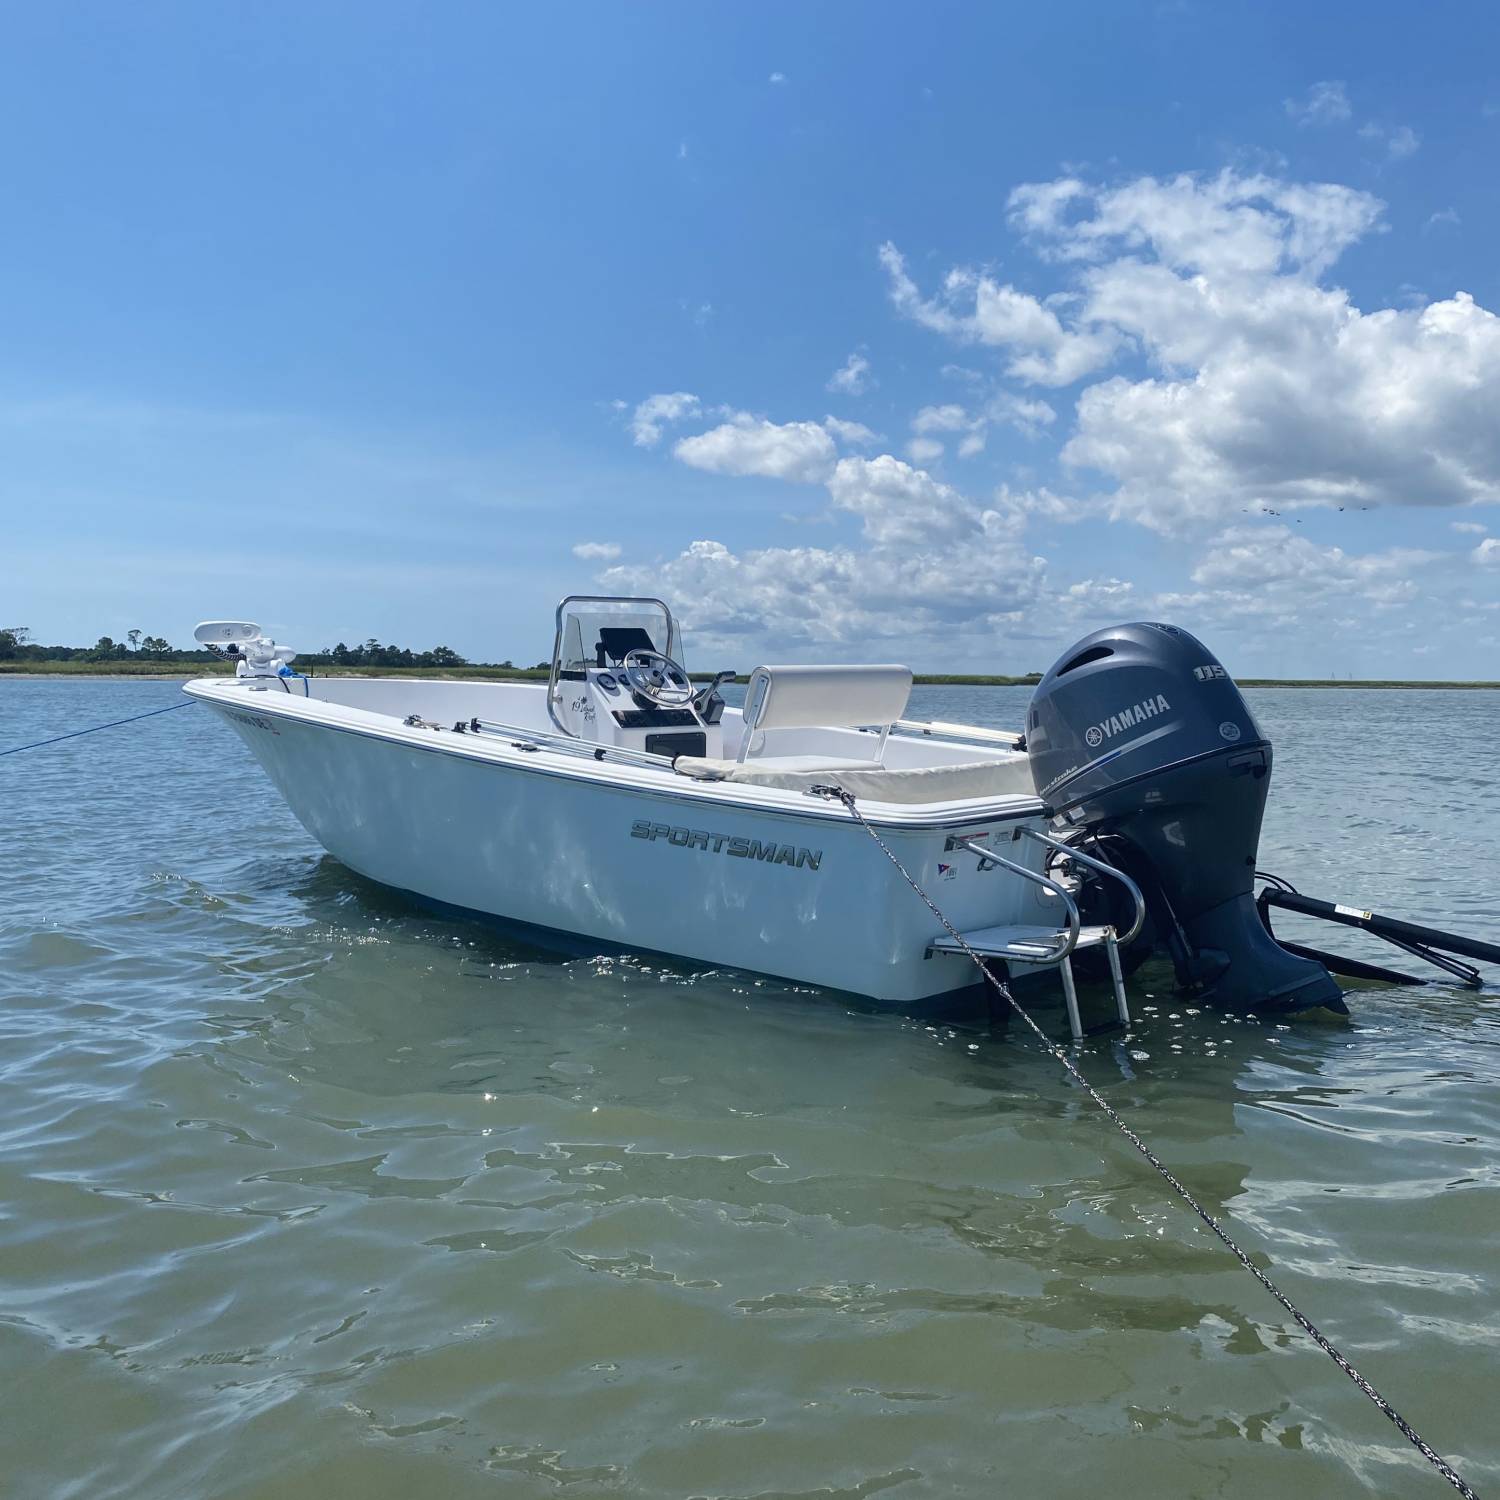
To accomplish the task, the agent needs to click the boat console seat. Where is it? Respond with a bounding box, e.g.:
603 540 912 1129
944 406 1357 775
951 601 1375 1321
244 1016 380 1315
737 663 913 765
674 659 1038 801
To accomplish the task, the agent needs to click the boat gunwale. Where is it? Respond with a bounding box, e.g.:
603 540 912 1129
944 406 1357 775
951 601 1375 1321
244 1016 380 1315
182 677 1046 830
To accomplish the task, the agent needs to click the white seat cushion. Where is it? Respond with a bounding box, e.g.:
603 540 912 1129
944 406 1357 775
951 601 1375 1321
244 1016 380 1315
714 754 876 774
675 754 1037 804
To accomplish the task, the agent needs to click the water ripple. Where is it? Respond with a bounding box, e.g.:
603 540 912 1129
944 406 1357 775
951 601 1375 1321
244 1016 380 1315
1 680 1497 1497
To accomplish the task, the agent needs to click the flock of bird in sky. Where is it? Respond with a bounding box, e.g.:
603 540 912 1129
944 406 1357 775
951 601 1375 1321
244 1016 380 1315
1243 506 1371 520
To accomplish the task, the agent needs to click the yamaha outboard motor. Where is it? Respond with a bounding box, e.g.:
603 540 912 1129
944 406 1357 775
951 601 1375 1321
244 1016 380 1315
1027 622 1346 1014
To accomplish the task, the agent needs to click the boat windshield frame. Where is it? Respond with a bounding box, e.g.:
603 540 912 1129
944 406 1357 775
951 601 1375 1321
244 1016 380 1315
547 595 683 736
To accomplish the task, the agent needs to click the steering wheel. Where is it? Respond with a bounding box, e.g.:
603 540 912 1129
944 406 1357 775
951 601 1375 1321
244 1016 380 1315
622 648 695 709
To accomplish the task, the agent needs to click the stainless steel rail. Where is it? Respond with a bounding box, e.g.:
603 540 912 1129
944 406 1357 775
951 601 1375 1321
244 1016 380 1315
892 718 1025 748
947 834 1082 963
471 717 675 771
1019 828 1148 945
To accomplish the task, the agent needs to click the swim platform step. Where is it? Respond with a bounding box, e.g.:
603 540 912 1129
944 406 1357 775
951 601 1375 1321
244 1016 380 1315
929 923 1117 961
930 924 1128 1040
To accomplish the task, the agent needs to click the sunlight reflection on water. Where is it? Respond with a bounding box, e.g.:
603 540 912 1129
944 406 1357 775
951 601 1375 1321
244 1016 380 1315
1 679 1497 1498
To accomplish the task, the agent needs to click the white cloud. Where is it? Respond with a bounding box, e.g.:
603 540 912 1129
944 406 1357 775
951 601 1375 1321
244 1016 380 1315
879 241 1117 385
992 483 1083 524
601 458 1047 651
1360 121 1420 160
1285 81 1352 126
911 403 969 434
1006 177 1088 237
600 530 1045 653
908 393 1055 461
613 392 1468 659
630 391 700 447
890 168 1500 530
1425 208 1461 233
1281 82 1416 165
825 454 982 548
908 403 974 462
674 413 837 482
1113 526 1472 652
769 71 787 85
1452 520 1487 534
572 541 622 561
826 351 872 395
612 166 1500 663
822 415 878 446
1389 125 1420 160
1190 525 1436 601
1064 576 1138 612
987 391 1057 437
1009 169 1381 278
1066 284 1500 528
608 427 1050 650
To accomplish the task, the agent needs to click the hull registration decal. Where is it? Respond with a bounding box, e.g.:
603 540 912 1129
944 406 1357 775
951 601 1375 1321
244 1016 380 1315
227 709 280 735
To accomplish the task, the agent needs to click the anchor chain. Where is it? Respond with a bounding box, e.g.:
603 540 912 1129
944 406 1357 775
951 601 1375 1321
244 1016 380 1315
808 782 1479 1500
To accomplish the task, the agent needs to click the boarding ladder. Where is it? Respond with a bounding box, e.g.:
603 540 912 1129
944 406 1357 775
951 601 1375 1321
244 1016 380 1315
929 829 1147 1040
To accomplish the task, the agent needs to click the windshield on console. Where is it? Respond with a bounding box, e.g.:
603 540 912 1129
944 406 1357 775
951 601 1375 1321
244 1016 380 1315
555 598 681 677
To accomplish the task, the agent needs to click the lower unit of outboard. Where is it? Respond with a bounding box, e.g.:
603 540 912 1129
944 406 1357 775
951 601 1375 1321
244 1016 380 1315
1027 622 1346 1014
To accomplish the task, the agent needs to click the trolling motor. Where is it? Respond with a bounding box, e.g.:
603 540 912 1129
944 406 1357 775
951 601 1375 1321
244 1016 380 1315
1026 622 1348 1014
194 620 300 681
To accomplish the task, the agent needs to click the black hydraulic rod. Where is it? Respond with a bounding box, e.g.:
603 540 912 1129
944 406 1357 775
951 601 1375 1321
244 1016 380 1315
1273 937 1425 987
1372 935 1483 989
1259 889 1500 968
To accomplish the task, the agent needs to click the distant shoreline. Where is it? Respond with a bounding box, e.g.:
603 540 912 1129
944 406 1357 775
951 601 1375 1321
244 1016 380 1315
3 662 1497 690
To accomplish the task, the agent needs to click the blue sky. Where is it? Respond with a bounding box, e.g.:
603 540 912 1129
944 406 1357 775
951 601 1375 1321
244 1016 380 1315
3 2 1498 676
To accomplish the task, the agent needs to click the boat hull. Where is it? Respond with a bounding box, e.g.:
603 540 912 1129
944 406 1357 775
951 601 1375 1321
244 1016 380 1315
206 701 1054 1003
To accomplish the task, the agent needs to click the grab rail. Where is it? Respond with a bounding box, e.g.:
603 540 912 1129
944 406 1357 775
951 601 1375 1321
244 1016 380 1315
1018 829 1148 946
893 718 1025 748
947 834 1082 964
471 717 674 772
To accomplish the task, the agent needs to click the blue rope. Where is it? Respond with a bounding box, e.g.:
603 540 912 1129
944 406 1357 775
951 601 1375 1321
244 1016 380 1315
0 699 194 758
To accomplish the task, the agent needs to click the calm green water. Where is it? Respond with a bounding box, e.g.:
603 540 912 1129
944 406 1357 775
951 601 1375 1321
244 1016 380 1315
2 680 1498 1499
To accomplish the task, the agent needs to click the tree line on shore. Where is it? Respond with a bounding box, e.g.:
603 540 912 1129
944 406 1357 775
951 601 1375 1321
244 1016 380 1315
0 627 191 662
0 627 544 670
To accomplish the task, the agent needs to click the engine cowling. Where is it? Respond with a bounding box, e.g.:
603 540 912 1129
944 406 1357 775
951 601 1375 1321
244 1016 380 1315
1027 622 1345 1014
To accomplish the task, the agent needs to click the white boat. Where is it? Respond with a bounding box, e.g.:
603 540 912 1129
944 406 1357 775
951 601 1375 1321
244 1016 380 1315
184 595 1346 1024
